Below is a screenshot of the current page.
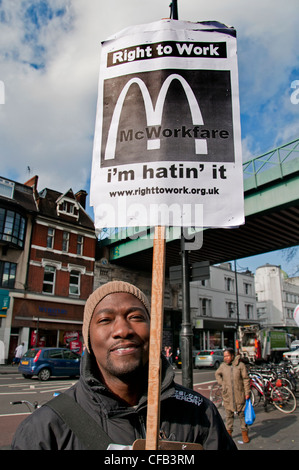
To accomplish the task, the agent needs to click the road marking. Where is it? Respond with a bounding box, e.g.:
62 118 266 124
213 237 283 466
0 379 78 398
0 391 37 396
0 380 77 389
40 385 75 393
193 380 216 386
0 383 26 388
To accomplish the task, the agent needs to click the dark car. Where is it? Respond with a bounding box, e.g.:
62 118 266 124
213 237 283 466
18 347 81 381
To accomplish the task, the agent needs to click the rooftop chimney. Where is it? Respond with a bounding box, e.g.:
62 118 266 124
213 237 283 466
24 175 39 200
75 190 87 209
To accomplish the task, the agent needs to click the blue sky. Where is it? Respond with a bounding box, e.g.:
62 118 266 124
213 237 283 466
0 0 298 274
234 248 298 278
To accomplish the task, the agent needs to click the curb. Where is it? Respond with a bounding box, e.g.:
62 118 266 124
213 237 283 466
0 367 20 375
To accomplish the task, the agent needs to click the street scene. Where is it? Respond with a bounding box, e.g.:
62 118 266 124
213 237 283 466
1 365 298 451
0 0 299 453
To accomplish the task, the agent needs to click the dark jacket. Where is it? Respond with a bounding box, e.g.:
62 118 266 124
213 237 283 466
12 352 237 450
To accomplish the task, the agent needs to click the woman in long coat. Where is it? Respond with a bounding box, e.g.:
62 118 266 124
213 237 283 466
215 348 251 443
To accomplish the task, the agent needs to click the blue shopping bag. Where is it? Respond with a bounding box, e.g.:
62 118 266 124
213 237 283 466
244 398 255 425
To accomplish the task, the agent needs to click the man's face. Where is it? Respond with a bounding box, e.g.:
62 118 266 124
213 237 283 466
89 292 150 384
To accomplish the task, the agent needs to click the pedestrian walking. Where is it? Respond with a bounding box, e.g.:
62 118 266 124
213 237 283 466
164 345 173 364
12 343 24 365
215 347 251 443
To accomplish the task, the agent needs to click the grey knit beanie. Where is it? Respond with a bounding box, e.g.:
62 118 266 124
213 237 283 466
83 281 150 353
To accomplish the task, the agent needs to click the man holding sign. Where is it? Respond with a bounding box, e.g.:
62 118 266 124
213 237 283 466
12 281 236 450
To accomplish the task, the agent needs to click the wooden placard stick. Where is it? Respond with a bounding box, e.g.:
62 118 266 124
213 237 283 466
132 229 203 451
145 225 166 450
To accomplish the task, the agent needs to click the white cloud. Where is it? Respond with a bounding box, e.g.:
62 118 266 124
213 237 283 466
0 0 298 198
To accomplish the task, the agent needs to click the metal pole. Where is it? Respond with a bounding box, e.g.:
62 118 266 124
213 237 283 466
234 260 240 329
170 0 179 20
170 0 193 387
180 230 193 389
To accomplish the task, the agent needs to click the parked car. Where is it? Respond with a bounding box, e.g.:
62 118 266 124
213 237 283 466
283 349 299 366
18 347 81 381
174 349 208 369
192 350 201 364
194 349 224 369
290 340 299 351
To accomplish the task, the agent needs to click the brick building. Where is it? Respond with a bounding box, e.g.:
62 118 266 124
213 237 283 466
0 176 38 362
3 176 95 361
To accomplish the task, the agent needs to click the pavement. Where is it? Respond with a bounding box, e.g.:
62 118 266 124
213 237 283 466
1 364 299 451
218 402 299 450
0 364 19 374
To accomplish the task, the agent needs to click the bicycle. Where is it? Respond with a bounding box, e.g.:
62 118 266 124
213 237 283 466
10 392 60 413
249 361 297 391
249 373 264 407
209 382 223 409
10 400 41 413
210 380 256 410
249 374 296 414
270 361 297 393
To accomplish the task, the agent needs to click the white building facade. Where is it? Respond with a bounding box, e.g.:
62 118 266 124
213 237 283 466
93 256 299 354
255 264 299 336
190 263 257 350
93 259 257 353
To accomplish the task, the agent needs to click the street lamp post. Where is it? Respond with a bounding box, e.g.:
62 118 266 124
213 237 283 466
169 0 193 389
234 260 240 329
170 1 178 20
180 232 193 389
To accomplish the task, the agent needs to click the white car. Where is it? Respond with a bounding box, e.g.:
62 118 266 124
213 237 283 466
195 350 224 369
283 349 299 366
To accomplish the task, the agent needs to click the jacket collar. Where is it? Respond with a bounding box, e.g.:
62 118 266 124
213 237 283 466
80 349 176 406
232 354 241 366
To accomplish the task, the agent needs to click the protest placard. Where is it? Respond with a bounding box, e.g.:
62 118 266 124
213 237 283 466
90 19 244 230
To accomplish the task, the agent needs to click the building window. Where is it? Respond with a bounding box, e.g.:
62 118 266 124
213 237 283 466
69 270 80 296
47 227 55 249
0 208 26 248
199 297 211 316
0 261 16 288
227 301 236 318
286 308 293 319
245 304 253 319
0 178 14 199
244 283 252 295
57 198 79 220
76 235 83 255
225 277 234 292
63 200 74 214
42 265 56 294
62 231 69 252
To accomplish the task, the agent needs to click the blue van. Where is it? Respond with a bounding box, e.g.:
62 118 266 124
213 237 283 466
18 347 81 381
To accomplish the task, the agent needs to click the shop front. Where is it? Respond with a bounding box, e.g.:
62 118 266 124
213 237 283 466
193 318 253 351
9 296 85 360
